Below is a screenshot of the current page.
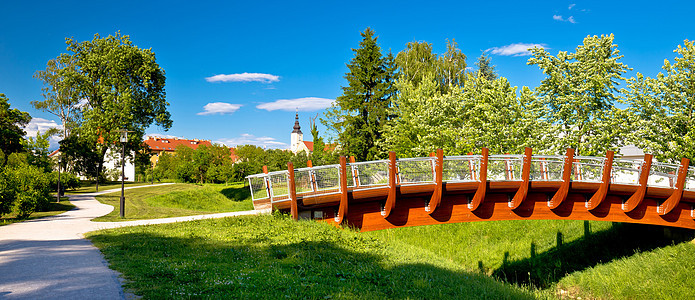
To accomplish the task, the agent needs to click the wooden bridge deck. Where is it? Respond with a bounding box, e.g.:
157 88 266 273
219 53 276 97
247 148 695 231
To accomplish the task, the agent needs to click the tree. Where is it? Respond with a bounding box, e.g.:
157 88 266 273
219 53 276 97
308 114 330 165
323 28 396 161
459 74 545 154
623 40 695 162
475 53 497 81
34 32 172 174
527 34 630 155
437 39 467 90
32 55 82 139
382 73 465 156
0 93 31 156
395 40 467 94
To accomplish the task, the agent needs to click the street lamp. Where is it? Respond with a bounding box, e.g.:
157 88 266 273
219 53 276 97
57 156 61 203
119 129 130 218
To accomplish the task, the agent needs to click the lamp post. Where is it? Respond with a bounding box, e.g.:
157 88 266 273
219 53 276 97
119 129 129 218
95 162 100 192
57 156 61 203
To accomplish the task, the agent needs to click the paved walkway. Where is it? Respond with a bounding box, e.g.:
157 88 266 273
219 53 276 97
0 184 267 299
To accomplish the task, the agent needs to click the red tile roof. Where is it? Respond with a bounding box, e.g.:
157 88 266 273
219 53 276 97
302 141 335 152
144 137 212 151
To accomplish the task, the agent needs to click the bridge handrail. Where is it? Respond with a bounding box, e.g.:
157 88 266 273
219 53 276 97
246 152 695 204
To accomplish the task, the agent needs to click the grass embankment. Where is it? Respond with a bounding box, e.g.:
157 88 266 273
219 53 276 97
1 198 75 226
367 221 695 299
67 181 153 194
87 214 538 299
93 182 253 221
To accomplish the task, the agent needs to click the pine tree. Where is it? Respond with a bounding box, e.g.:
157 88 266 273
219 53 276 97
323 28 396 160
475 53 497 81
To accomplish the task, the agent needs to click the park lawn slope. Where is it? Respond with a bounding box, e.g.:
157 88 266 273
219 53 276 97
1 198 75 226
366 220 695 298
93 183 252 221
557 240 695 299
87 214 539 299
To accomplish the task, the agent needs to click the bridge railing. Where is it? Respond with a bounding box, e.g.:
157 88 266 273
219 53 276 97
397 157 436 185
687 166 695 191
488 155 524 181
530 155 565 181
611 159 643 185
247 151 695 204
349 160 389 189
442 155 481 182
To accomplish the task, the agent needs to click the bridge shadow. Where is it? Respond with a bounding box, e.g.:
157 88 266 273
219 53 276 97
89 226 537 299
492 222 695 289
220 185 251 202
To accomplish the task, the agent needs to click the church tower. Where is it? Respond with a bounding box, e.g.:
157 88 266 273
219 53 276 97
290 111 303 153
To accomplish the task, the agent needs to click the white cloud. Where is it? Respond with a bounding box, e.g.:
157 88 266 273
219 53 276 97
553 15 577 23
568 3 576 10
197 102 243 115
487 43 548 56
256 97 334 112
215 133 288 149
23 117 63 150
205 72 280 83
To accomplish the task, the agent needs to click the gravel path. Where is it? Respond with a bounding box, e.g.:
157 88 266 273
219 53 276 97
0 184 267 299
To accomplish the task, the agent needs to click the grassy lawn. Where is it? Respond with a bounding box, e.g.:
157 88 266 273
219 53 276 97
88 212 695 299
1 198 75 226
93 182 253 221
367 220 695 299
87 213 539 299
66 181 154 194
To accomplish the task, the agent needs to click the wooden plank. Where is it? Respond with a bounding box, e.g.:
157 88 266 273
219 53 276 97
587 150 614 210
658 158 690 215
287 162 298 220
548 148 575 209
427 149 444 213
349 156 358 186
623 154 653 213
469 148 489 211
335 156 349 224
510 147 532 209
382 151 398 217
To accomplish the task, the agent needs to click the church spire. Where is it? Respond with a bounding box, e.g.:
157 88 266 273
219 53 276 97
292 109 302 134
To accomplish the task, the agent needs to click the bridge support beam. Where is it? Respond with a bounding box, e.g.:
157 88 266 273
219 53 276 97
427 149 444 213
623 154 653 213
382 151 398 217
658 158 690 215
549 148 575 209
587 150 615 210
335 156 349 224
287 162 298 220
469 148 489 211
510 147 532 209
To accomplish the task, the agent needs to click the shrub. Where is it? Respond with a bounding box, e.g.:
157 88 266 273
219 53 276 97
49 171 81 193
0 153 52 218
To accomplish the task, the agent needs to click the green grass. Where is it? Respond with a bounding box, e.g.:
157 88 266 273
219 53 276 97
1 198 75 226
367 220 695 299
93 182 253 221
66 181 153 194
557 241 695 299
87 213 538 299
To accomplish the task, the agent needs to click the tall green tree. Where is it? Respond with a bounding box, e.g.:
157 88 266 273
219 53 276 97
395 40 467 94
32 55 82 139
622 40 695 162
34 32 172 173
323 28 396 161
475 53 497 81
0 93 31 156
528 34 630 155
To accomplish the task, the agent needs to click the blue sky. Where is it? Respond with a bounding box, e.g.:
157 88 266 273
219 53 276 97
0 0 692 150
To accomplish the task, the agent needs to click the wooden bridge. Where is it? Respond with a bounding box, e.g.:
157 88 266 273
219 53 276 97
246 148 695 232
